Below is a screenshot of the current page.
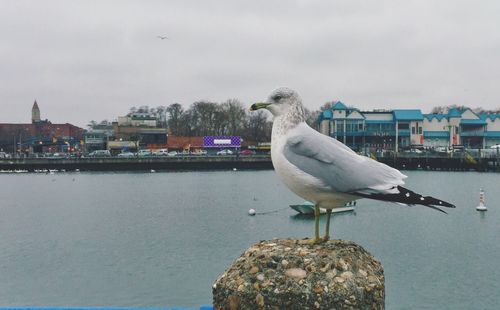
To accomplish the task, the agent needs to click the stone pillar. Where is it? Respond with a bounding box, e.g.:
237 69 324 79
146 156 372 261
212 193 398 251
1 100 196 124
213 239 384 310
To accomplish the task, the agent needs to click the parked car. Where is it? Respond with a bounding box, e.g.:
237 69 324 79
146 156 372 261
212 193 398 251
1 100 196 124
404 148 423 154
117 152 136 158
52 152 68 159
191 150 207 156
88 150 111 157
154 149 169 156
490 144 500 149
239 149 255 156
217 149 233 155
435 146 449 153
0 152 10 159
167 151 178 157
137 149 153 157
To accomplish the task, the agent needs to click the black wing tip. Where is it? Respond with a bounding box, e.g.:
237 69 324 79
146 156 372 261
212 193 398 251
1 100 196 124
425 204 449 214
424 196 456 209
354 185 455 214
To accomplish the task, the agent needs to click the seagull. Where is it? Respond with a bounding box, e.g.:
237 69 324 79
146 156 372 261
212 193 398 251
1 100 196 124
250 87 455 244
157 35 169 40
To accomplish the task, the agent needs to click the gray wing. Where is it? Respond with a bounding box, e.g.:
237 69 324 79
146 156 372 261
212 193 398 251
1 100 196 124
283 123 407 194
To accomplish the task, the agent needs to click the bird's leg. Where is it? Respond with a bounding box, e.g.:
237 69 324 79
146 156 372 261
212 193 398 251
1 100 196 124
314 205 321 241
306 205 322 244
323 209 332 241
299 205 323 245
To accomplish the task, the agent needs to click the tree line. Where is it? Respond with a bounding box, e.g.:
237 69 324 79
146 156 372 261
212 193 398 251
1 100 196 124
164 99 272 142
431 105 500 114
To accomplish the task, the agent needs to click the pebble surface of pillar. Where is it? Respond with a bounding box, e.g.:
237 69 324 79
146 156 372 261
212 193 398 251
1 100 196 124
213 238 384 310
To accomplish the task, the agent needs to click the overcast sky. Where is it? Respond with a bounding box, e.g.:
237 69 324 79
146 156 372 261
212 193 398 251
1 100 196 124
1 0 500 127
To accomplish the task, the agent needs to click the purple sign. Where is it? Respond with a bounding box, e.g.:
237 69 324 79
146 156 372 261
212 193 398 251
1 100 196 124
204 136 241 148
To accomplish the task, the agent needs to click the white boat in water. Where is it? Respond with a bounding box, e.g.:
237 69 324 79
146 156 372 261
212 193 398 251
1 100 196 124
290 201 355 215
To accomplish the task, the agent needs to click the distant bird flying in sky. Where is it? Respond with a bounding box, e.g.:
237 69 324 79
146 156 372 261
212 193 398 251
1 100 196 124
251 87 455 244
157 35 169 40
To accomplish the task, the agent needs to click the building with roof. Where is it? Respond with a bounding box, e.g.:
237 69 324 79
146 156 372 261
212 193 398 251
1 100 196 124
319 102 500 151
0 101 85 155
84 123 114 152
112 112 167 148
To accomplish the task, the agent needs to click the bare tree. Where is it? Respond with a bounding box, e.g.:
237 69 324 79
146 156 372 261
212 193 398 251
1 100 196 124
244 110 272 142
190 101 219 136
213 105 229 135
87 120 98 130
221 99 246 136
155 105 168 128
178 110 194 136
304 107 320 130
431 104 470 114
320 101 337 112
166 103 184 135
137 105 150 113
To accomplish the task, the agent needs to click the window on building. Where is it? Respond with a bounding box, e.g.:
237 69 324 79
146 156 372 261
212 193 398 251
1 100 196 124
366 124 378 132
358 123 363 131
412 127 416 134
345 121 361 132
381 123 393 131
418 126 422 134
398 123 409 129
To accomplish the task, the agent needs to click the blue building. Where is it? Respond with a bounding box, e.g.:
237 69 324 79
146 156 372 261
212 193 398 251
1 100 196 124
318 102 500 151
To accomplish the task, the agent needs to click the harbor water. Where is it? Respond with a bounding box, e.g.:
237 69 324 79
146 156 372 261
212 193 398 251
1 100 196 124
0 170 499 309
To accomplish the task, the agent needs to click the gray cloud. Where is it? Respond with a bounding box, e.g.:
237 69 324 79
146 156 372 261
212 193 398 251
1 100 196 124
1 0 500 127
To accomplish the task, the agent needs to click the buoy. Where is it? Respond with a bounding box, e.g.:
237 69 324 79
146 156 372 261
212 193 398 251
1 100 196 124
233 168 237 171
476 188 487 211
150 169 156 173
248 209 256 216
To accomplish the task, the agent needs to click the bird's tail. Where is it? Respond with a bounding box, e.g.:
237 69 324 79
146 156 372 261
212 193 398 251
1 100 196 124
354 186 455 213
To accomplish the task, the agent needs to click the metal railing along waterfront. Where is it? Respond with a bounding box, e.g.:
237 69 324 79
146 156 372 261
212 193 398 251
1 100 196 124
0 155 274 172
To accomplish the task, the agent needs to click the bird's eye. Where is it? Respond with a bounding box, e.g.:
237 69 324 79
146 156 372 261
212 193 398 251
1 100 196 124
273 95 282 101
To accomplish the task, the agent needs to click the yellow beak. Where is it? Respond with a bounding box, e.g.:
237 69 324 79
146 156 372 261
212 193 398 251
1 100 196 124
250 102 271 111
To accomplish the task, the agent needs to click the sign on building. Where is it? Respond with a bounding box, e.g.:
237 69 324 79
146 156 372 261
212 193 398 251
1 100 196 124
203 136 241 148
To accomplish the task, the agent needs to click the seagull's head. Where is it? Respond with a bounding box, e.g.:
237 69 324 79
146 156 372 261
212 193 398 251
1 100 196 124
250 87 303 117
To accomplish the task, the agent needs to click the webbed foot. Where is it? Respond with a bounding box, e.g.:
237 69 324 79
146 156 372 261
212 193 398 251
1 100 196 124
299 237 326 245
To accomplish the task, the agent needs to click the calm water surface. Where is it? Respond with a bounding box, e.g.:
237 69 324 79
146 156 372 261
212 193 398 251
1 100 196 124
0 170 499 309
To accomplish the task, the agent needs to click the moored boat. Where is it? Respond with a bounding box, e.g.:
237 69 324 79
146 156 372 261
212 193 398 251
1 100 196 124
290 201 355 215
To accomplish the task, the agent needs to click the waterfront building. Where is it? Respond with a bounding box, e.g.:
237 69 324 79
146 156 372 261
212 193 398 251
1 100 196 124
0 101 85 155
84 122 114 152
107 112 168 151
319 102 500 151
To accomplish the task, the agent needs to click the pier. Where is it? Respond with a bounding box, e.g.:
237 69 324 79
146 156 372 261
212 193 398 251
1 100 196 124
0 153 499 172
376 154 500 172
0 155 274 172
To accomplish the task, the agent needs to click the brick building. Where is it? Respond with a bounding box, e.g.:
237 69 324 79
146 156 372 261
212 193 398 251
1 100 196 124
0 101 85 155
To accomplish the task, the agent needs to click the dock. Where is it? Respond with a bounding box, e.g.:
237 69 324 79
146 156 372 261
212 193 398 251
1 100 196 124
0 155 273 172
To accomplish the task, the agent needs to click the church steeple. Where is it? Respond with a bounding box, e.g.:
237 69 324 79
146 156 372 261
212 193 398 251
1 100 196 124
32 100 41 123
